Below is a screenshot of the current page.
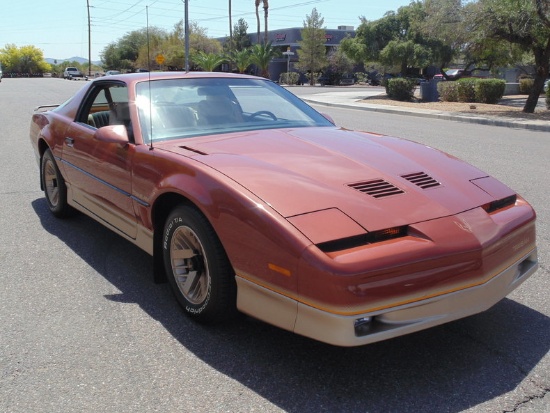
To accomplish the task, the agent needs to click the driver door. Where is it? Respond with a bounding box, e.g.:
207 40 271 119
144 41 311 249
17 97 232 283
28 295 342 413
62 81 138 239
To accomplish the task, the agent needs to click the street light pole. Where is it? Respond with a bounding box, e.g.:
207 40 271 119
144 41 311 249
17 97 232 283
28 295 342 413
282 48 294 74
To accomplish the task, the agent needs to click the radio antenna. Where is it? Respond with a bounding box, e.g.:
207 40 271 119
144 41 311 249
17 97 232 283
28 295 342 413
146 5 154 150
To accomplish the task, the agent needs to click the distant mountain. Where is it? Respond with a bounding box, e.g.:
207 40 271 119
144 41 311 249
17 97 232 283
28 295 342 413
45 56 102 65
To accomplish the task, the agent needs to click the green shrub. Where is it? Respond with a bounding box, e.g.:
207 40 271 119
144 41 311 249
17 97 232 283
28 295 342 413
354 72 368 84
437 82 459 102
519 78 534 94
279 72 300 85
386 78 416 101
438 78 506 104
456 78 477 102
546 84 550 110
306 72 322 84
475 79 506 104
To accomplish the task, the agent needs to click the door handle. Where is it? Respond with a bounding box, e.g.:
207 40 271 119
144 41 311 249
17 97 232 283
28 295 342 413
65 137 75 147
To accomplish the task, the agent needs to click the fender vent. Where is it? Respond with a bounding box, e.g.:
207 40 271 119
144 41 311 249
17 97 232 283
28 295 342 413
348 179 404 198
401 172 441 189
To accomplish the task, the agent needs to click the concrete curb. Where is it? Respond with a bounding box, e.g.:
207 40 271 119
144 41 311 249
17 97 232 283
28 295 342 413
302 98 550 133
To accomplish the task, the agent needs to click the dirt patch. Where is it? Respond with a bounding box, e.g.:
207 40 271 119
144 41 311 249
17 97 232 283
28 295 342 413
362 94 550 121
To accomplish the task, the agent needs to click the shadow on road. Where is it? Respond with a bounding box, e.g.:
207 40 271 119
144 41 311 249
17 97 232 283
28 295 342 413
32 198 550 413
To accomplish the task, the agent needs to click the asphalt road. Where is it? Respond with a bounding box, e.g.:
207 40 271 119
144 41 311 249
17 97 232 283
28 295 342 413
1 78 548 413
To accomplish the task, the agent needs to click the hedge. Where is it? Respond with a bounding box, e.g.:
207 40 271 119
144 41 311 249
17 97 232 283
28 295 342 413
279 72 300 85
475 79 506 104
438 78 505 104
456 78 477 102
437 82 459 102
385 78 416 101
519 78 534 94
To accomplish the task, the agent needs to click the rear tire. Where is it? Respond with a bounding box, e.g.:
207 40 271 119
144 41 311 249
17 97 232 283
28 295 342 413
41 149 71 218
162 205 237 323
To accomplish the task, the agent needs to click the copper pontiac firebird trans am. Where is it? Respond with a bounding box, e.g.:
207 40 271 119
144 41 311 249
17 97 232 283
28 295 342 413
30 72 538 346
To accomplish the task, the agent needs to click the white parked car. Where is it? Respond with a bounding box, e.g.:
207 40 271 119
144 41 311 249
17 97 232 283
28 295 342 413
63 67 84 80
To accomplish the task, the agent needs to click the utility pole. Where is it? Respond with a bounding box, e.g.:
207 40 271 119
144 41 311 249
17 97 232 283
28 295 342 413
87 0 91 77
185 0 189 72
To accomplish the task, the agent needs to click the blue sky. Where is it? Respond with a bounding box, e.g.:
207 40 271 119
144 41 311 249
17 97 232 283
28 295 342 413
1 0 412 61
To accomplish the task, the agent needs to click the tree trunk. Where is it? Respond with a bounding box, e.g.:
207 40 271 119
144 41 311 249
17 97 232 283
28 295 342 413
263 1 269 45
523 42 550 113
255 2 261 44
523 75 546 113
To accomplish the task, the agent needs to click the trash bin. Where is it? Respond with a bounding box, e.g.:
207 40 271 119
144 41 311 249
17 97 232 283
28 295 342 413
420 79 441 102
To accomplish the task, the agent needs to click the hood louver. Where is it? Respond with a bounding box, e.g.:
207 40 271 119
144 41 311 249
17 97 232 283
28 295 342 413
401 172 441 189
348 179 404 198
180 146 208 155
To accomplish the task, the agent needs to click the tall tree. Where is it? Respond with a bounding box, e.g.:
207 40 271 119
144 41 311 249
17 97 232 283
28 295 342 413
255 0 262 44
135 28 169 69
255 0 269 44
327 47 354 76
418 0 521 76
263 0 269 45
414 0 464 74
341 4 434 76
223 18 252 53
340 13 401 65
101 27 166 70
295 8 328 85
233 18 252 51
469 0 550 113
0 44 51 74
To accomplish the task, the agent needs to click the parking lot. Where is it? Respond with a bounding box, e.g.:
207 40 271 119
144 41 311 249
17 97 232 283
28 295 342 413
1 78 548 413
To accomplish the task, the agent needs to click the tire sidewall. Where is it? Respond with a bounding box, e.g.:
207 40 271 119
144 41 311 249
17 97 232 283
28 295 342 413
41 149 68 217
163 207 214 318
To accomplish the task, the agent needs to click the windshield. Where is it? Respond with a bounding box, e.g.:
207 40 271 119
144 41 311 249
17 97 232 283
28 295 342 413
136 77 333 143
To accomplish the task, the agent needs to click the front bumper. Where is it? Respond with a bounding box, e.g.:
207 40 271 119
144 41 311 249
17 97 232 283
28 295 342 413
293 248 538 346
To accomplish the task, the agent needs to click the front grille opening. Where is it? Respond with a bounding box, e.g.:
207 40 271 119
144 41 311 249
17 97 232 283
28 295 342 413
401 172 441 189
348 179 404 198
482 195 517 214
317 226 408 253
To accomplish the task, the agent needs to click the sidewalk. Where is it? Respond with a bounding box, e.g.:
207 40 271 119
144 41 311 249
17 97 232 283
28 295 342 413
300 89 550 132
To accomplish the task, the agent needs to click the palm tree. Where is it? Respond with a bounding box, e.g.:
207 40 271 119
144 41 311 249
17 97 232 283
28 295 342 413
231 49 251 73
263 0 269 45
249 42 279 78
193 51 226 71
255 0 261 44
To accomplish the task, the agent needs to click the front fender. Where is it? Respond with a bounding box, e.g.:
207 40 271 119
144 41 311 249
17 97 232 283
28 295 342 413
131 147 310 299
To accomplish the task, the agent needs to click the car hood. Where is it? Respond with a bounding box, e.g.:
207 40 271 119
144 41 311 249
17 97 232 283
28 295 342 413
163 127 514 232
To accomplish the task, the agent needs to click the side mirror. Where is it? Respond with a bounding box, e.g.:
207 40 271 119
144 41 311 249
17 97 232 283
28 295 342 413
95 125 129 145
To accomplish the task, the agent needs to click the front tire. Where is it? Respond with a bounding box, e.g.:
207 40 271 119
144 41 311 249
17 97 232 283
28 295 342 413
162 205 236 323
41 149 71 218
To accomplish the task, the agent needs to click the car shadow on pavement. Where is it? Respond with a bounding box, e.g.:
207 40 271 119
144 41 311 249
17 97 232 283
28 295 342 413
32 198 550 413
